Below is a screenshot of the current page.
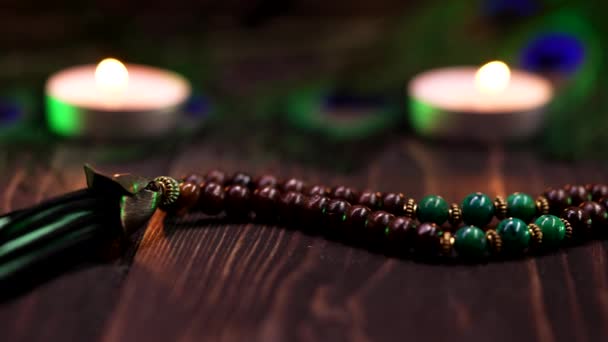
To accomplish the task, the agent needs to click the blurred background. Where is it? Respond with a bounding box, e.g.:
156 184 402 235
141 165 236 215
0 0 605 168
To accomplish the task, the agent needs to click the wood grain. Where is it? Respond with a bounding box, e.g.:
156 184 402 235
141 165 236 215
1 137 608 342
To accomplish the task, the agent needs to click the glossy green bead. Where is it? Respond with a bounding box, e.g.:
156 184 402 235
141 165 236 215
496 218 530 253
417 195 449 224
506 192 536 222
461 192 495 226
535 214 565 248
454 225 487 258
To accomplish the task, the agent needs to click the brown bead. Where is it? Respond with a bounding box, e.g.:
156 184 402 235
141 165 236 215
171 182 200 215
325 199 351 229
182 173 204 185
231 172 253 188
205 169 227 185
255 174 279 189
598 197 608 211
302 195 330 226
344 205 371 231
278 191 306 223
308 185 330 197
386 217 418 248
332 186 359 203
561 206 592 238
587 184 608 201
224 185 251 217
382 192 406 215
358 191 382 210
252 186 280 219
365 211 395 237
198 182 225 215
544 188 572 215
415 222 441 255
564 184 589 205
579 201 608 230
283 178 306 193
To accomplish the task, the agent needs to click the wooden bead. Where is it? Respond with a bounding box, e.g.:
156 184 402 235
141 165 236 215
358 191 381 210
255 174 279 189
283 178 306 193
302 195 330 225
598 197 608 211
171 182 200 215
587 184 608 201
205 169 227 185
182 173 204 185
231 172 253 188
278 191 306 223
325 199 351 229
252 186 280 219
332 186 359 203
224 185 251 218
308 185 330 197
544 188 571 215
415 222 441 255
382 193 406 215
579 201 608 230
344 205 371 231
365 211 395 237
561 206 591 238
197 182 225 215
386 217 417 248
564 184 589 205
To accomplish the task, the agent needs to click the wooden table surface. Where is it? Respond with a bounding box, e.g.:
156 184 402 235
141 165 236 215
1 134 608 342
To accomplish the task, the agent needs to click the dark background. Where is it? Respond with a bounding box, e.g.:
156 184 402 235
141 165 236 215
1 1 608 341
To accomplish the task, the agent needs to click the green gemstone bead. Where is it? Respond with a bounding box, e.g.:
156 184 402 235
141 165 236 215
535 214 566 248
461 192 495 226
417 195 449 224
454 225 487 258
506 192 537 222
496 218 530 253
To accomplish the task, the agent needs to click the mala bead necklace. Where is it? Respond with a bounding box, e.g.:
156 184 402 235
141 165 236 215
0 165 607 284
165 169 605 260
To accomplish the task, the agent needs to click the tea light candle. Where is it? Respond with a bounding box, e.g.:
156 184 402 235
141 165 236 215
45 58 191 139
408 61 553 140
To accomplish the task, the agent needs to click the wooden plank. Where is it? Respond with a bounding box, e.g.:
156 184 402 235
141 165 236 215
1 138 608 341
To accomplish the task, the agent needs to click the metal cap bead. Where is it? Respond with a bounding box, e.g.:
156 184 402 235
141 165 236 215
493 196 507 219
154 176 180 208
440 231 455 256
485 229 502 255
535 196 550 215
448 203 462 226
528 223 543 247
403 198 417 219
560 218 573 240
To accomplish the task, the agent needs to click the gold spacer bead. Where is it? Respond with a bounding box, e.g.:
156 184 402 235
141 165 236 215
440 231 455 256
528 223 543 247
561 218 573 240
536 196 550 215
485 229 502 255
403 198 417 219
494 196 507 219
154 176 181 208
448 203 462 226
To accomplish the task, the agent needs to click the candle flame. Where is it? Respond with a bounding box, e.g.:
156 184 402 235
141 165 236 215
95 58 129 94
475 61 511 95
